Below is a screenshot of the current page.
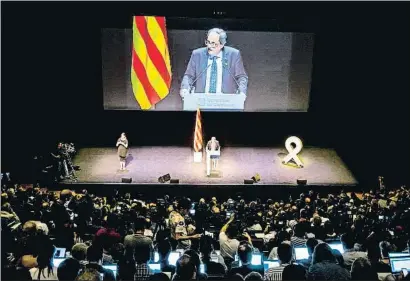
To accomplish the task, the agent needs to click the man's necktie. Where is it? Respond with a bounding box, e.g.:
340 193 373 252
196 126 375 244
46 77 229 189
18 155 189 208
209 56 217 93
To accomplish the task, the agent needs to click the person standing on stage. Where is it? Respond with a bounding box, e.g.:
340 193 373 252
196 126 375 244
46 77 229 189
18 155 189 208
116 132 128 170
206 136 221 169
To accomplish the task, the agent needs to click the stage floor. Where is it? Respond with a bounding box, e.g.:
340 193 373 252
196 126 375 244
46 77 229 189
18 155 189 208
69 146 358 186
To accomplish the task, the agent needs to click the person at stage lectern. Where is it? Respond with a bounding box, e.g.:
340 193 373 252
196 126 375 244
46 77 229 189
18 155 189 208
180 28 248 98
206 137 221 170
116 132 128 171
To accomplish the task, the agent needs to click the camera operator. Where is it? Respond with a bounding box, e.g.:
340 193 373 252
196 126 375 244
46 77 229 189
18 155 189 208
51 142 77 181
50 142 65 180
169 197 201 250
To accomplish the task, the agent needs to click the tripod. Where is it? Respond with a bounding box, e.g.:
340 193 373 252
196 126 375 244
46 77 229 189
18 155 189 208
62 153 77 182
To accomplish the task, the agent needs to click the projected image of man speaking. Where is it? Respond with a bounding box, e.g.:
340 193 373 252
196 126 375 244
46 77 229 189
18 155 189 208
180 28 248 98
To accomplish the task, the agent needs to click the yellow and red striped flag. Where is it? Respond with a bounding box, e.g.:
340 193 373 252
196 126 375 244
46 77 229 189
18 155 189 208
194 108 203 152
131 16 172 110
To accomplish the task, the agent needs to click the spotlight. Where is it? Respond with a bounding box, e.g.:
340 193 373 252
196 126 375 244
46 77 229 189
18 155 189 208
158 173 171 183
297 179 307 185
251 173 261 183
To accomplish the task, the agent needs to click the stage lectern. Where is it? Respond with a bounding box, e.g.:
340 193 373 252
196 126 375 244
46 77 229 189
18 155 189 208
206 149 220 176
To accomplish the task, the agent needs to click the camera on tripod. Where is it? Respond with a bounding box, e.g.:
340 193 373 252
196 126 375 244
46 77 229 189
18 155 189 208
58 142 79 181
60 143 76 157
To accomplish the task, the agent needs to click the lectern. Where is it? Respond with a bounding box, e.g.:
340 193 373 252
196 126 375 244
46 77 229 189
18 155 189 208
206 149 221 176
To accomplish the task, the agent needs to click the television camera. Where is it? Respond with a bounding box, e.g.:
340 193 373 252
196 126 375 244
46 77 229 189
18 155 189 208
58 142 78 182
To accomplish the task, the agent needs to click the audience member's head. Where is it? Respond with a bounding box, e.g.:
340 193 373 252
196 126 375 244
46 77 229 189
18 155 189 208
324 221 335 236
232 273 245 281
60 189 73 202
36 222 49 235
331 249 345 266
277 243 293 264
57 257 81 281
226 223 239 239
106 213 119 229
353 215 365 230
351 257 378 281
177 198 191 215
282 264 307 281
183 249 201 271
294 223 306 238
134 242 151 264
134 216 146 232
379 241 394 259
237 241 253 265
199 235 214 258
313 216 322 227
87 244 103 264
244 272 263 281
157 239 171 261
72 243 88 261
174 254 197 280
340 232 355 250
276 230 291 244
22 221 38 235
306 238 319 256
75 268 101 281
312 243 337 264
149 272 170 281
110 243 124 262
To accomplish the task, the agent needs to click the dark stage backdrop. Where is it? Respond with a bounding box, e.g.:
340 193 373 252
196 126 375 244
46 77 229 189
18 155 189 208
1 2 410 187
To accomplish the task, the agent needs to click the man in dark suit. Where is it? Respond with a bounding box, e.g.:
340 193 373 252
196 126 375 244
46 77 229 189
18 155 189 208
206 137 220 171
206 137 220 152
180 28 248 98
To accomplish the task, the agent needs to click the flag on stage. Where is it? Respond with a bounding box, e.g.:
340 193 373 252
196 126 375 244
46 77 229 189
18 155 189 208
194 108 203 152
131 16 172 110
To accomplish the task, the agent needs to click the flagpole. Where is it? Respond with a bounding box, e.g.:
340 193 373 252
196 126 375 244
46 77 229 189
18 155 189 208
193 108 203 163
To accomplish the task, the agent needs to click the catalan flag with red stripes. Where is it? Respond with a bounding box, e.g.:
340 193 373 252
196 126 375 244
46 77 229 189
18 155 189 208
194 108 203 152
131 16 172 110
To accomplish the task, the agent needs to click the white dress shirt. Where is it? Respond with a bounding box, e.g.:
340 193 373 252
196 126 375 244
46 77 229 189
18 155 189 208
205 52 223 94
